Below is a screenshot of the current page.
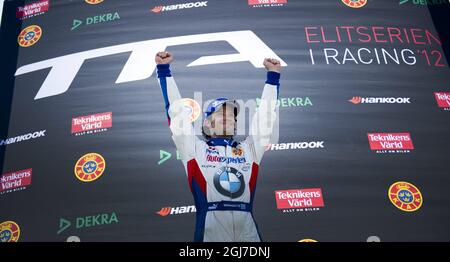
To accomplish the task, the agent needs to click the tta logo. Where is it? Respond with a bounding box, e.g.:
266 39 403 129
0 221 20 242
388 181 423 212
341 0 367 8
18 25 42 47
298 239 318 242
15 30 286 100
85 0 104 4
74 153 106 182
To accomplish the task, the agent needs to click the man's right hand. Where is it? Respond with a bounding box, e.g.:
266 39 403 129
263 58 281 73
155 51 173 64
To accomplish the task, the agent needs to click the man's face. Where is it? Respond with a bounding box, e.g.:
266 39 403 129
209 104 236 137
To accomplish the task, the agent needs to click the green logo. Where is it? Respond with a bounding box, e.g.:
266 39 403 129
71 20 83 31
71 12 120 31
158 150 172 165
57 218 71 234
158 150 181 165
57 212 119 234
399 0 449 6
256 97 313 108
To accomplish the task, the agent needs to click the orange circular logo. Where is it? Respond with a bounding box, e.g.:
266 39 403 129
85 0 104 4
181 98 201 123
298 239 318 242
17 25 42 47
341 0 367 8
388 181 423 212
232 147 243 157
0 221 20 242
74 153 106 182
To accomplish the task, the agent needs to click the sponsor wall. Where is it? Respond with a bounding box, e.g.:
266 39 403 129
0 0 450 242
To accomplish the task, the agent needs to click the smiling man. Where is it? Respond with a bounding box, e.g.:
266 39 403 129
155 51 281 242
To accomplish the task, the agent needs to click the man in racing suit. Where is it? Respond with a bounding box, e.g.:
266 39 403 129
155 51 281 242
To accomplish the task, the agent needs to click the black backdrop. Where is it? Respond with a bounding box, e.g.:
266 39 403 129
1 0 450 242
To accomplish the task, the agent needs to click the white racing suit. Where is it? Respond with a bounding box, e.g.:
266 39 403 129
156 64 280 242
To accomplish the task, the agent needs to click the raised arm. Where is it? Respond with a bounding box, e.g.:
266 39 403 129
247 58 281 164
155 51 196 165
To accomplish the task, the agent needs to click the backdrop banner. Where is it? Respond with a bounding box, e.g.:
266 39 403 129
0 0 449 242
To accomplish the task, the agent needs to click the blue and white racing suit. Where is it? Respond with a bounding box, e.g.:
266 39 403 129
156 64 280 242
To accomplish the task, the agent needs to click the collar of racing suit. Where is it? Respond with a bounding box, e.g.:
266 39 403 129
206 137 239 147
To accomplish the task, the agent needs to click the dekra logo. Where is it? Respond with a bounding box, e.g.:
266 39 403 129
72 12 120 31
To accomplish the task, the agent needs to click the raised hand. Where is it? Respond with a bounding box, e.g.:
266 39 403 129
155 51 174 64
263 58 281 73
